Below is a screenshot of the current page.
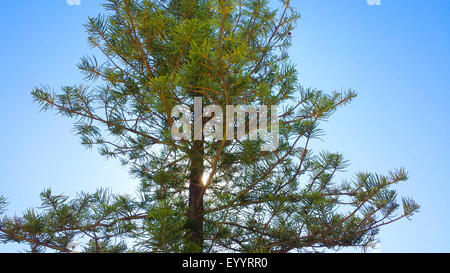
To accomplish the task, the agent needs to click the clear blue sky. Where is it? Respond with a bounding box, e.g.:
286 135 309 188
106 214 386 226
0 0 449 252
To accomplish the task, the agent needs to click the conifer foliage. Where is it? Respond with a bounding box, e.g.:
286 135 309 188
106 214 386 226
0 0 418 253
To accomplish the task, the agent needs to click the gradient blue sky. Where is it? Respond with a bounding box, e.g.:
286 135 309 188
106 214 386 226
0 0 449 252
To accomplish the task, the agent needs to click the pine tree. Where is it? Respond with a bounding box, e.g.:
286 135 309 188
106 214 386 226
0 0 418 253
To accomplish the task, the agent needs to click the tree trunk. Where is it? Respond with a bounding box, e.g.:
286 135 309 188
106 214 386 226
187 139 204 251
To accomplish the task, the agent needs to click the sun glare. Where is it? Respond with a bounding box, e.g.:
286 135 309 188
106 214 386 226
202 171 210 185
